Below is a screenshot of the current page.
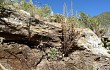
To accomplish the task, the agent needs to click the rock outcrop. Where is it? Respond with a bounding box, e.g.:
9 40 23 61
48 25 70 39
77 28 110 57
0 6 62 48
0 6 110 70
37 50 110 70
0 43 110 70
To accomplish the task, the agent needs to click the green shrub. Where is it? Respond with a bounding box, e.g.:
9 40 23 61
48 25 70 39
53 14 64 23
67 16 74 23
78 12 106 37
78 12 91 28
0 1 52 18
48 48 58 60
36 5 52 18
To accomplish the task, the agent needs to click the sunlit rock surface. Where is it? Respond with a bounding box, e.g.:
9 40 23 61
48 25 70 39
0 6 110 70
77 28 110 57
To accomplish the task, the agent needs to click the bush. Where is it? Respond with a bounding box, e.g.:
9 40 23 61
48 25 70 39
61 18 79 56
47 48 58 60
89 18 106 37
66 16 79 28
53 14 64 23
36 5 52 18
78 12 106 37
0 1 52 19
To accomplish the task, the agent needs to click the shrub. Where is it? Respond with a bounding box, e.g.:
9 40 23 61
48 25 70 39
48 48 58 60
78 12 106 37
61 18 79 56
78 12 91 28
89 18 106 37
66 16 79 27
53 14 64 23
36 5 52 18
0 1 52 19
67 16 74 23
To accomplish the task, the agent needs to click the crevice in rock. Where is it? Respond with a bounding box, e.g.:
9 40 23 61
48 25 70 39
0 31 54 50
0 32 38 47
35 55 45 67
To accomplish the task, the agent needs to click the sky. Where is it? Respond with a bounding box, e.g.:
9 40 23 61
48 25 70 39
31 0 110 17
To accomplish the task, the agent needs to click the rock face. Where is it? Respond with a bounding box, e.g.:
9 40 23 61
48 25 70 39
65 50 110 70
36 50 110 70
0 6 110 70
0 6 62 48
0 43 44 70
77 28 110 57
0 43 110 70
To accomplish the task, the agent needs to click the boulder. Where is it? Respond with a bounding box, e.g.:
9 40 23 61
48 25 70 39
36 59 67 70
0 43 45 70
64 50 110 70
77 28 110 57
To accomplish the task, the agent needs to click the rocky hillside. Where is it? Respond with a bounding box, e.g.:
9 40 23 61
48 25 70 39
0 6 110 70
94 12 110 31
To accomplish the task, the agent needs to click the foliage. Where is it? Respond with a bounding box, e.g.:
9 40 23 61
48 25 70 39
15 0 25 2
78 12 106 37
67 16 74 23
61 17 79 56
0 0 52 18
0 0 23 7
29 0 33 4
65 16 81 28
0 0 24 3
49 14 64 23
21 2 36 14
94 12 110 31
53 14 65 23
0 1 15 8
78 12 91 28
48 48 58 60
37 5 52 17
0 0 11 3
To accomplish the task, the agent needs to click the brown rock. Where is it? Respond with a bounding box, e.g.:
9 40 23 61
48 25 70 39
0 43 44 70
65 50 110 70
0 6 61 47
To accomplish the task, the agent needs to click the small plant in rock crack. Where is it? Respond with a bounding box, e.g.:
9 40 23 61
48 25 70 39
47 48 58 60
